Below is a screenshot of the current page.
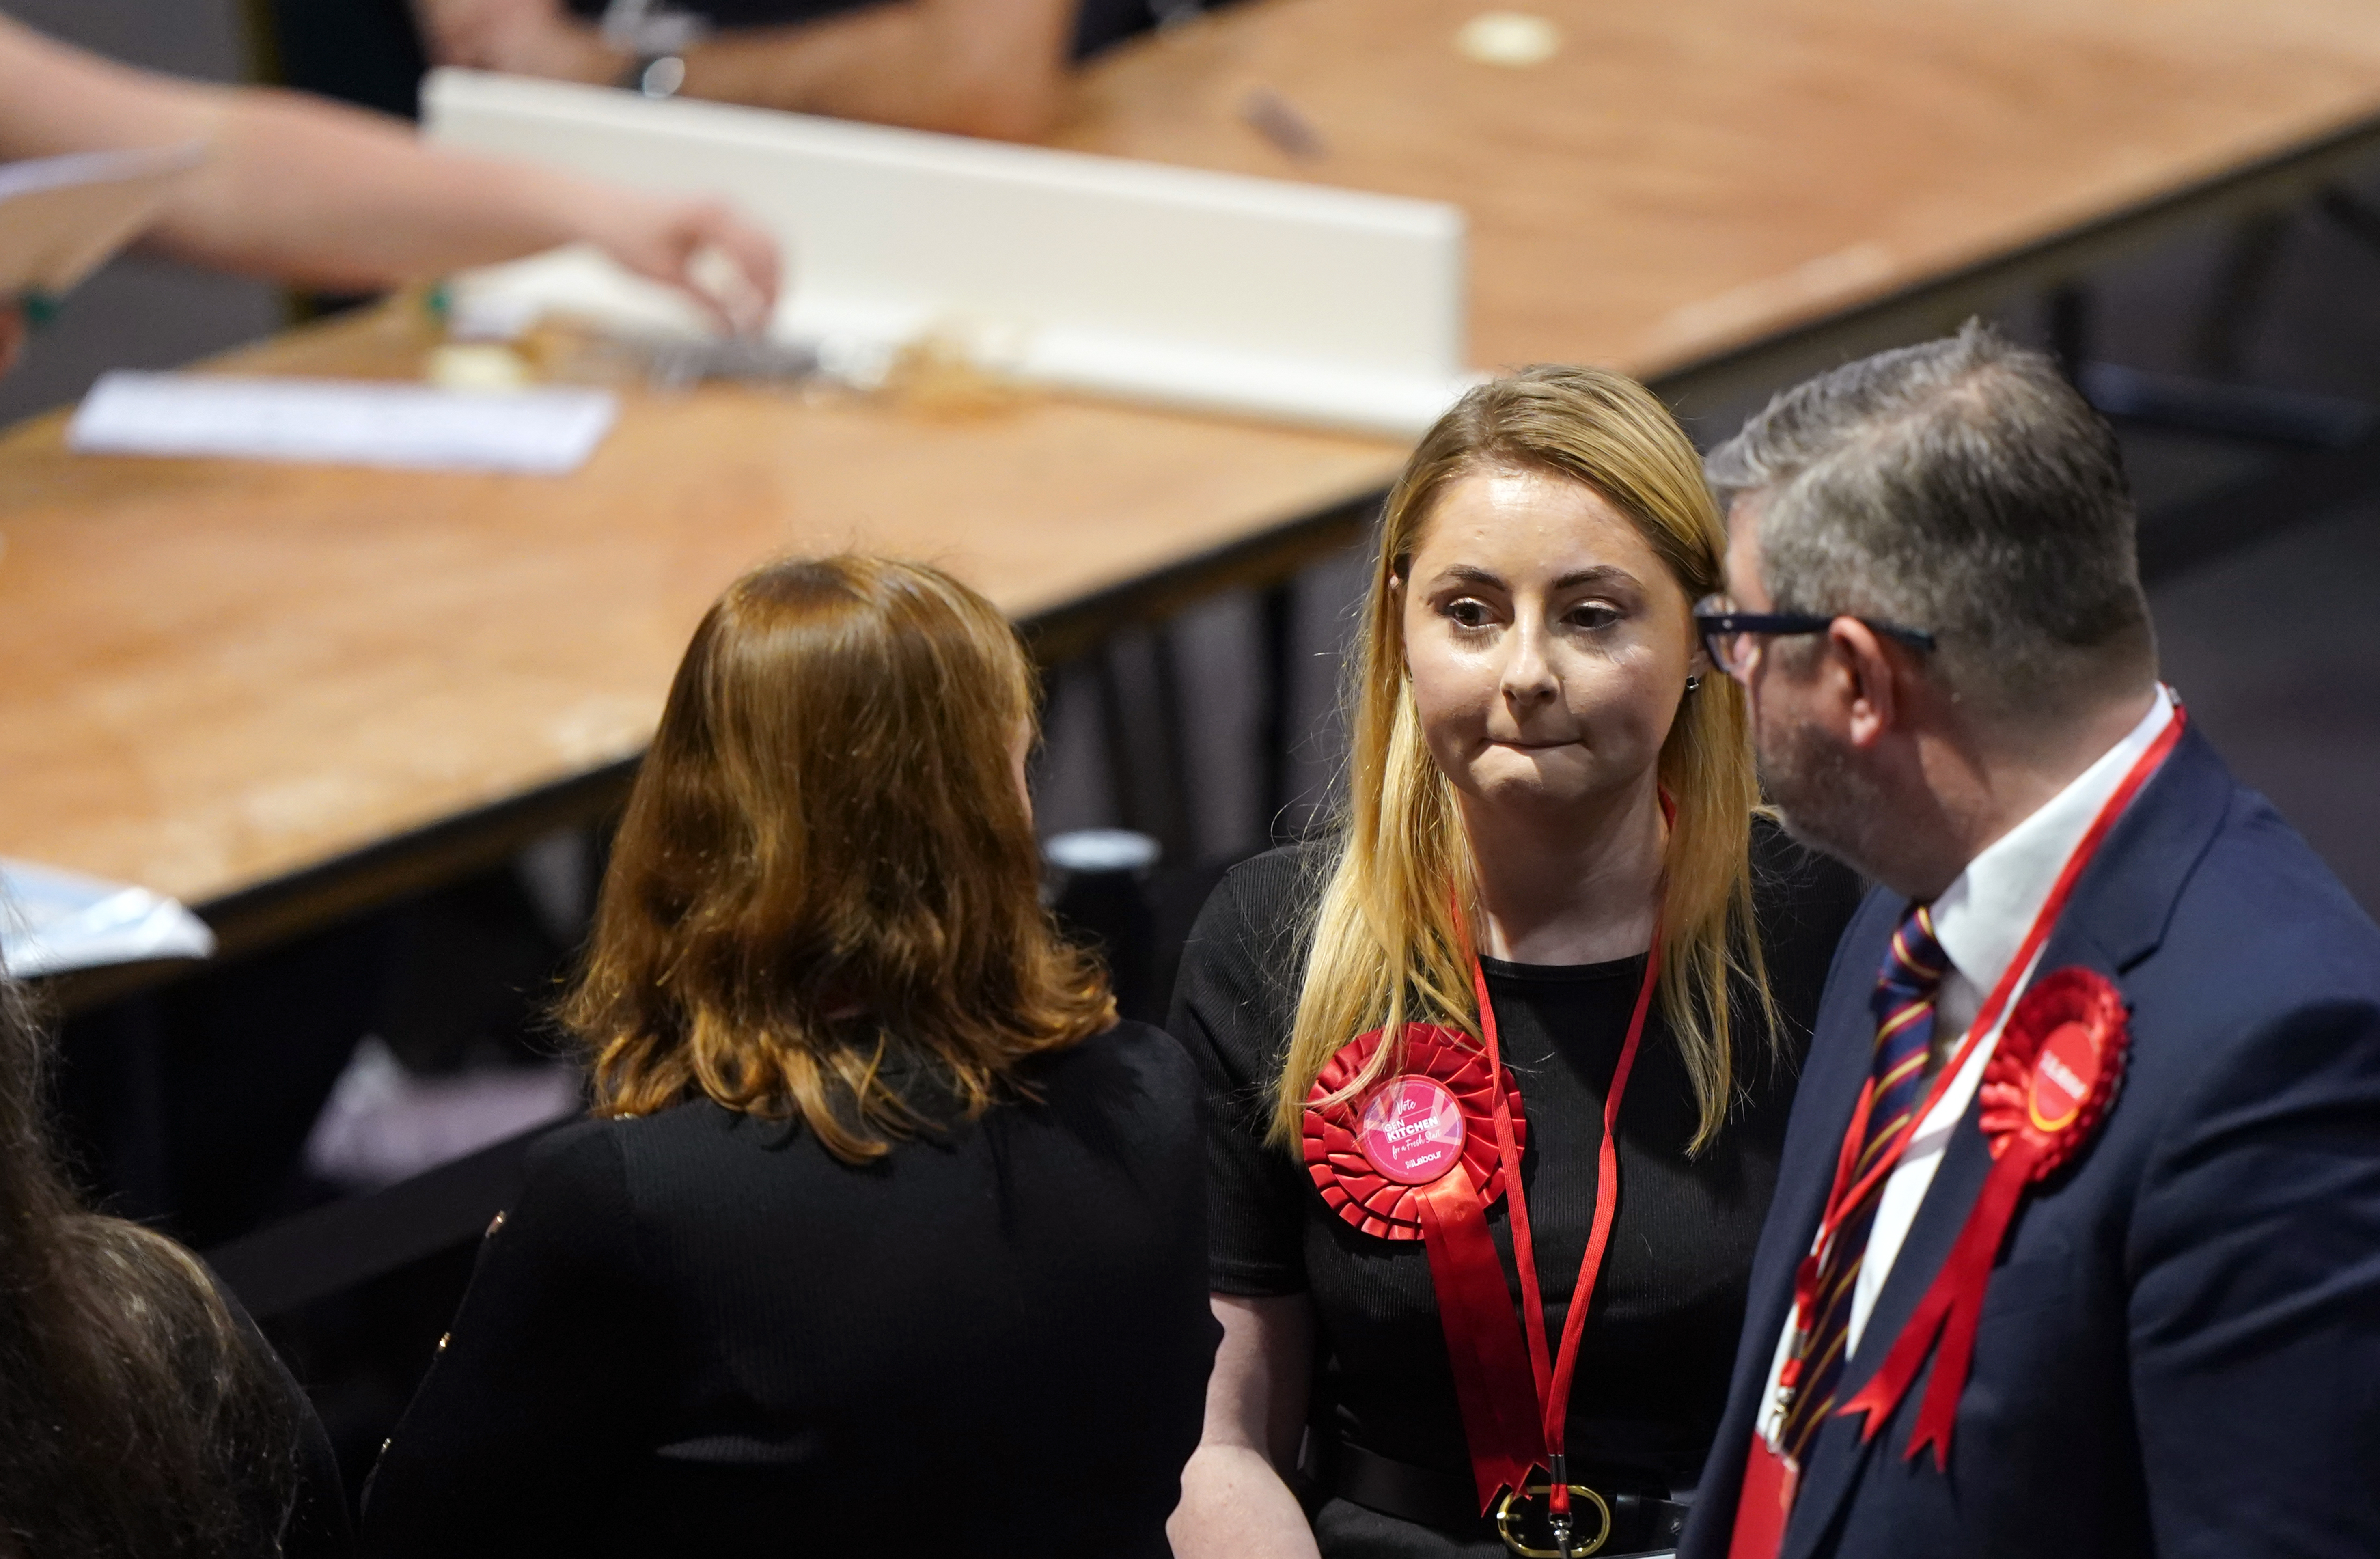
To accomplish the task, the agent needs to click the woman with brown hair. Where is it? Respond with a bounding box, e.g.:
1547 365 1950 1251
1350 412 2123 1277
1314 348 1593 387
359 556 1215 1557
1167 367 1863 1558
0 972 351 1557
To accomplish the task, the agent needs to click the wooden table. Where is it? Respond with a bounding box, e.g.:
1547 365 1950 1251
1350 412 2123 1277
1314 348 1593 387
1058 0 2380 405
0 308 1405 983
13 0 2380 996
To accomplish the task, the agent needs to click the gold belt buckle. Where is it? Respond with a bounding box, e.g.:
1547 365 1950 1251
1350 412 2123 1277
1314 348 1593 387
1494 1480 1612 1557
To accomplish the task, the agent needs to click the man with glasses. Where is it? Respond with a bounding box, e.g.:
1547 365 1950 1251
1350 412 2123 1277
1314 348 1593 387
1677 323 2380 1559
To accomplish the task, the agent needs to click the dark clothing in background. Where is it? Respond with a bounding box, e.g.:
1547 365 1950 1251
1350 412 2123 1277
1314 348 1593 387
358 1020 1217 1558
1170 821 1862 1555
563 0 1174 63
260 0 1183 125
257 0 430 119
218 1268 356 1559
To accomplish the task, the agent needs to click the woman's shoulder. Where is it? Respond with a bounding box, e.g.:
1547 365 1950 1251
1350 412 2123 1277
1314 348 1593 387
1074 1015 1195 1078
1029 1016 1188 1091
1180 841 1332 992
1195 841 1329 937
1170 842 1330 1075
1031 1019 1200 1134
557 1029 1202 1182
522 1110 637 1186
515 1105 782 1253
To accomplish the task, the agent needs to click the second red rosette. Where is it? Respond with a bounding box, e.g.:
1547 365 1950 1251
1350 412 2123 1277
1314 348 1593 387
1841 965 2132 1465
1979 965 2128 1176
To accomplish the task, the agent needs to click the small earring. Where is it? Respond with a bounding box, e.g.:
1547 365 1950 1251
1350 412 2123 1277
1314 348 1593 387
1685 675 1702 694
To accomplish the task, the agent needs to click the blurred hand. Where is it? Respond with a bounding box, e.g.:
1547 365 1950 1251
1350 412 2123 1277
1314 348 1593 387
578 189 785 335
412 0 622 83
0 305 23 379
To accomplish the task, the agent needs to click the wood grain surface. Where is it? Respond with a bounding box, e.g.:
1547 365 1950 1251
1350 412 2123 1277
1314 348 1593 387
0 307 1403 910
11 0 2380 929
1055 0 2380 375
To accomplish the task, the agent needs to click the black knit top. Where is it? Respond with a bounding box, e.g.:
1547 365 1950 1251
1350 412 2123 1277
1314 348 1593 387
358 1021 1216 1559
1168 820 1863 1534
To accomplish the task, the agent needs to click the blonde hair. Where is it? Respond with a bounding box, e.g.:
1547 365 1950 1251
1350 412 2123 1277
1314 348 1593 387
1274 366 1776 1154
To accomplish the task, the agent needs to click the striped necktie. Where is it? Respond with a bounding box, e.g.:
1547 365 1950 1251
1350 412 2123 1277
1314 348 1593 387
1778 902 1949 1462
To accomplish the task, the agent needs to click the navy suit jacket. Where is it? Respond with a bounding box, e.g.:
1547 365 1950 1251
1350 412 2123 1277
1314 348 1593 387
1679 726 2380 1559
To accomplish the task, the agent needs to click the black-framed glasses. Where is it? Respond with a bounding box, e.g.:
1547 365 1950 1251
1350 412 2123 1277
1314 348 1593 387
1693 594 1936 680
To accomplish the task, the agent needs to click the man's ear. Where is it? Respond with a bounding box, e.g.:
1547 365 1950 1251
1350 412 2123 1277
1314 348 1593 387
1828 617 1900 749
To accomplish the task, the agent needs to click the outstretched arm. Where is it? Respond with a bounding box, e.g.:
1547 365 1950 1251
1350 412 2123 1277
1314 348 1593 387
0 14 778 331
414 0 1078 142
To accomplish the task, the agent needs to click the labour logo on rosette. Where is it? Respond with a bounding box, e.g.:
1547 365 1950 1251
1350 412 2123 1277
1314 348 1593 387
1982 967 2127 1155
1303 1023 1523 1240
1304 1023 1543 1508
1357 1075 1468 1184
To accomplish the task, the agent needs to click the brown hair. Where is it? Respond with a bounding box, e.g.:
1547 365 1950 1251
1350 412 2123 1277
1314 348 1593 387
0 979 302 1557
1278 365 1778 1153
561 554 1115 1162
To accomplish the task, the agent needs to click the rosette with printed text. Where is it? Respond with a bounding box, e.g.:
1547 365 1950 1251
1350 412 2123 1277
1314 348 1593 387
1838 967 2129 1464
1304 1024 1540 1508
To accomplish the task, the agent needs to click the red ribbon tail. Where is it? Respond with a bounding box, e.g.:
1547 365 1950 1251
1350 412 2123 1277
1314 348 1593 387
1836 1288 1950 1445
1416 1169 1540 1512
1836 1143 2044 1464
1906 1281 1985 1471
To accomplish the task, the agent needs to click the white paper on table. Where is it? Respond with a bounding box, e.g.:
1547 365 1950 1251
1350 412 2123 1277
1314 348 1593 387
68 371 620 475
0 858 216 978
0 144 204 298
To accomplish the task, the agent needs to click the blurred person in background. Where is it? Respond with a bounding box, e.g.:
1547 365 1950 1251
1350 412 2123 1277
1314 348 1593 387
360 555 1217 1558
410 0 1189 141
1167 367 1864 1558
0 974 352 1558
0 8 780 379
0 1 783 1261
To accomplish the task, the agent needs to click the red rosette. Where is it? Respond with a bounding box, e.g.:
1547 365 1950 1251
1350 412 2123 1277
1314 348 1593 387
1302 1023 1526 1240
1842 964 2131 1467
1978 966 2129 1179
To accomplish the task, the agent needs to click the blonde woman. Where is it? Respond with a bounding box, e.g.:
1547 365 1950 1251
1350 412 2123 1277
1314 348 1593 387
1168 368 1863 1559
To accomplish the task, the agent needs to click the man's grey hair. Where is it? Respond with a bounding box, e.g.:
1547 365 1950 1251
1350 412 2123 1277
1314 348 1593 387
1705 322 2155 719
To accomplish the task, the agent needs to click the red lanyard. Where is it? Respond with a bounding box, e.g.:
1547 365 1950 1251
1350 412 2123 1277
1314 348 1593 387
1470 923 1662 1505
1783 707 2184 1363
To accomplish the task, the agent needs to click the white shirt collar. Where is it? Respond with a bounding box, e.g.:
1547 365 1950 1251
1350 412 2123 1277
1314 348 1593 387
1927 686 2176 997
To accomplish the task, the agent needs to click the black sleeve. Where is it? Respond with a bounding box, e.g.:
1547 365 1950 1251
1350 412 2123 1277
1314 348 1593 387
1166 852 1313 1297
357 1121 665 1559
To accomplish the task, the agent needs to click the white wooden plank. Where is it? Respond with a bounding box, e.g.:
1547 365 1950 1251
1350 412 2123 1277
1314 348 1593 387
423 70 1468 433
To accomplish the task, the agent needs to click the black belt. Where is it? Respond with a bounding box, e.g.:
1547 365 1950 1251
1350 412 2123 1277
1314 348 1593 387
1316 1440 1690 1557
